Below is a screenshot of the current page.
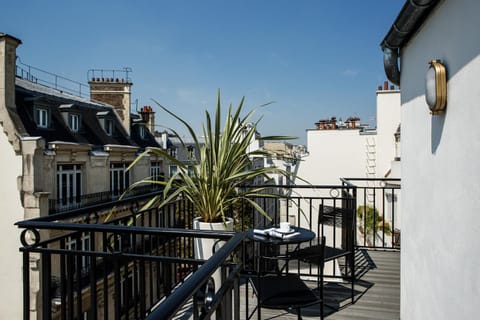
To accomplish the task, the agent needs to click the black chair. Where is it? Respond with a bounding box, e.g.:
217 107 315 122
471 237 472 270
248 236 326 320
290 204 356 305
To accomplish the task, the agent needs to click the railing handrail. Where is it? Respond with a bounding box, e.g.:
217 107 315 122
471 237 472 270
16 222 234 241
48 185 162 214
146 232 245 320
16 58 90 99
19 189 164 223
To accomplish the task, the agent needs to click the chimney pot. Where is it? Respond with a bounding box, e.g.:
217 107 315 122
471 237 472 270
384 81 388 90
390 85 394 90
378 85 382 90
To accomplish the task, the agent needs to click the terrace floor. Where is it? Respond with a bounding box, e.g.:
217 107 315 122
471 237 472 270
174 249 400 319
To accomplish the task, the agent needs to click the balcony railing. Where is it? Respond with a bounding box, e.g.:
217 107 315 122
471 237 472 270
48 185 162 214
16 58 90 99
17 179 400 319
341 178 401 249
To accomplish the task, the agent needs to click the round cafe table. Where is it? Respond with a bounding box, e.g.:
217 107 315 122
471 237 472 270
246 225 315 245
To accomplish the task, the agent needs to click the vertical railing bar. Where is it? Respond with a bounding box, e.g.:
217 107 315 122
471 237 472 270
89 231 97 320
382 186 386 248
114 256 121 320
234 273 240 320
102 233 109 320
60 239 67 320
67 254 74 320
23 251 30 320
363 187 367 247
75 236 82 319
42 250 52 320
391 188 396 248
139 261 146 319
373 186 377 248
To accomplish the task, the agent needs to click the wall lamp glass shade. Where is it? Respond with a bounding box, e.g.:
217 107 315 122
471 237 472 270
425 60 447 115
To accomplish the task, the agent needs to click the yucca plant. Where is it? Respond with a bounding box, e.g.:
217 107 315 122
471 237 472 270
127 91 297 223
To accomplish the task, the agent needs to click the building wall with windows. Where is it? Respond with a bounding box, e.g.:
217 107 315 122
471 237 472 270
387 1 480 319
0 33 162 319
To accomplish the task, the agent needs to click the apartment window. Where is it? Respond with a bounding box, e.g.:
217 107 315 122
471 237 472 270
69 113 80 132
187 165 195 177
35 107 49 128
65 233 91 273
151 161 163 182
57 164 82 207
169 165 178 177
168 147 177 158
187 146 196 160
105 119 114 136
110 163 130 197
139 126 146 139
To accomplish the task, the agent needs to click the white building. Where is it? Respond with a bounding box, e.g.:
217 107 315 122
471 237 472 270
296 82 401 186
381 0 480 319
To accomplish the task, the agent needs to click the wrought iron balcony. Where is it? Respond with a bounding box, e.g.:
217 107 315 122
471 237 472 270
48 185 162 214
17 179 400 319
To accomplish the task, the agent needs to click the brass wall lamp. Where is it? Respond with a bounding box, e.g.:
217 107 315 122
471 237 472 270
425 59 447 115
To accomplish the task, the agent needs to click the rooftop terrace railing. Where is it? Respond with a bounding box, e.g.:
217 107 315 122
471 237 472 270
16 58 90 99
341 178 401 249
16 179 400 319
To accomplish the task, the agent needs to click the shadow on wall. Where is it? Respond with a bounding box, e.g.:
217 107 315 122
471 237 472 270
431 111 446 154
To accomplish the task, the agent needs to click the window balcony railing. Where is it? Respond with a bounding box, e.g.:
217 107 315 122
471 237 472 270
17 178 400 319
48 184 163 214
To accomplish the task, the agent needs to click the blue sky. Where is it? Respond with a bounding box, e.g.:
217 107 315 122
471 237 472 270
2 0 403 145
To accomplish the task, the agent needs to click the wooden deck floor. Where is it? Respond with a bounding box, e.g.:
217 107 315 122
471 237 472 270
172 249 400 320
239 249 400 320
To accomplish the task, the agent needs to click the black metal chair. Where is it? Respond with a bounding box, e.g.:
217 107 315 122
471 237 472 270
248 236 326 320
290 204 356 305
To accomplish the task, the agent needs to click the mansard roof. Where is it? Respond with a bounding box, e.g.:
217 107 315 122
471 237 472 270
14 78 136 147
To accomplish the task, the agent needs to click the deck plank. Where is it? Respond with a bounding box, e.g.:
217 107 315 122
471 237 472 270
172 249 400 319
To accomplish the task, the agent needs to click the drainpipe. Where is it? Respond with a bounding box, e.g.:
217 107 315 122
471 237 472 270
380 0 440 86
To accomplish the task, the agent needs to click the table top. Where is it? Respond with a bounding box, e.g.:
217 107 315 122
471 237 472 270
247 226 315 245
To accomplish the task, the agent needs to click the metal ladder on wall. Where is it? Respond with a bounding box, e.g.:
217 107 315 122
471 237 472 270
365 137 376 203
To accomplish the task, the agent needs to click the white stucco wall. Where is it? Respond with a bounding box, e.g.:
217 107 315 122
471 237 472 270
297 129 372 187
399 1 480 319
0 130 24 319
376 90 401 178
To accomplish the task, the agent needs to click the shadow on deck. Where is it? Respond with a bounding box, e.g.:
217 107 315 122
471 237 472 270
241 249 400 320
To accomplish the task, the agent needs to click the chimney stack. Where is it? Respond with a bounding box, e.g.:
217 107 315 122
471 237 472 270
0 33 21 112
140 106 155 133
89 73 132 135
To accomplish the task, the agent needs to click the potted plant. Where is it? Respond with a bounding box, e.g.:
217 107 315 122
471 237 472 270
126 91 297 292
357 205 392 246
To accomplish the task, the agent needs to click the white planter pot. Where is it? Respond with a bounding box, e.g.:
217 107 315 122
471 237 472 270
193 217 234 260
193 217 234 299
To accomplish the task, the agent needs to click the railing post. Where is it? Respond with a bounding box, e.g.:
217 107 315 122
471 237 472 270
23 251 30 320
41 251 52 320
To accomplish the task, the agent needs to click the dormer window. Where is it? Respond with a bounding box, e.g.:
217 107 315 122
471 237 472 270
69 113 80 132
168 147 177 158
139 126 146 139
187 146 196 160
105 119 114 136
35 106 49 128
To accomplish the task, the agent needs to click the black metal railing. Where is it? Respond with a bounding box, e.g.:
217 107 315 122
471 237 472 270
341 178 401 249
16 58 90 99
16 199 235 320
48 185 162 214
237 184 357 285
146 232 245 320
17 180 400 319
